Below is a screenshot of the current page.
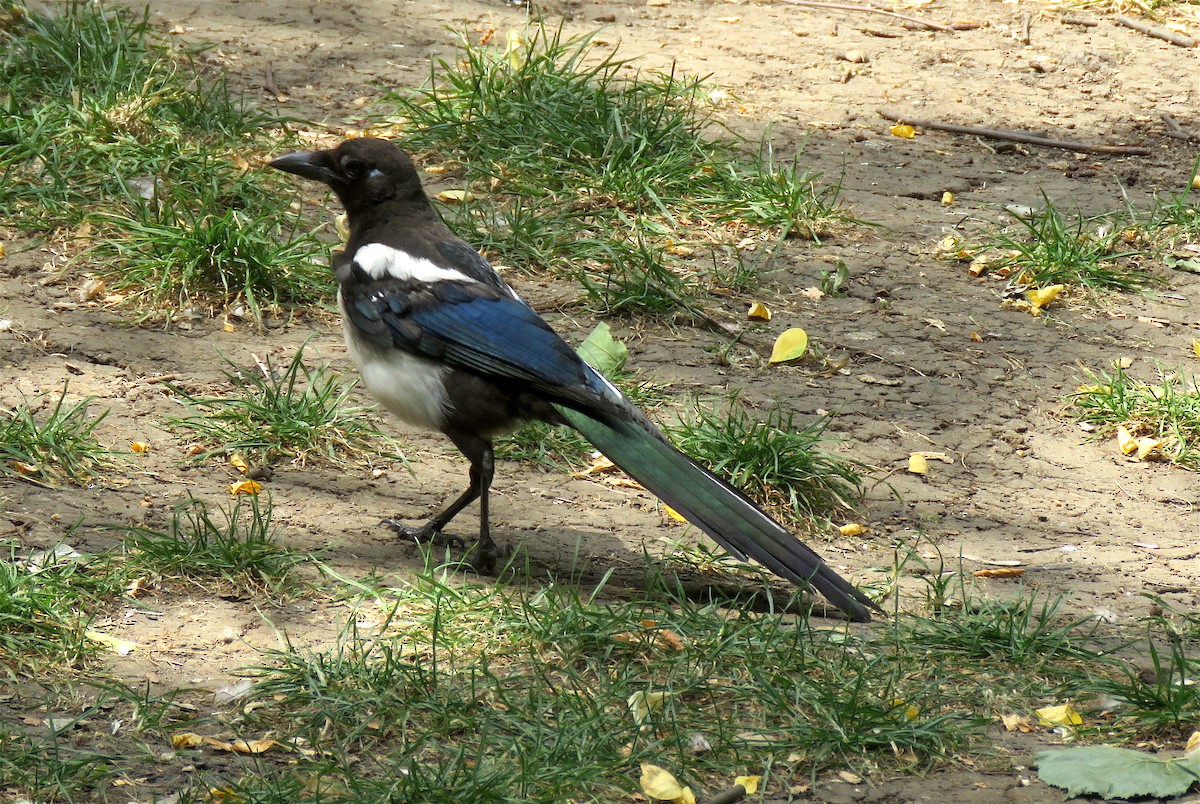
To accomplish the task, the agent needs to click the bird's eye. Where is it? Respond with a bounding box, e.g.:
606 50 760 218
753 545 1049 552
341 158 368 179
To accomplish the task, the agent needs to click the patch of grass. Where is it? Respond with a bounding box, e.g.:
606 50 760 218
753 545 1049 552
122 494 309 599
168 340 402 468
898 589 1100 667
1085 630 1200 736
86 677 205 733
0 542 127 670
1070 362 1200 469
665 396 865 527
88 166 330 321
1147 159 1200 247
0 1 330 322
231 570 978 800
0 723 117 803
386 25 851 318
979 195 1157 292
0 385 111 486
0 1 269 228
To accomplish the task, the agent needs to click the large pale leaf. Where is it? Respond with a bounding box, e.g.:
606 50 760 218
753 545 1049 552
1037 746 1200 800
577 322 628 374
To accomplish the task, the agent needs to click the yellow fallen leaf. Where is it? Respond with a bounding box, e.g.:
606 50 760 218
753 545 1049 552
335 213 350 241
907 453 929 475
0 242 6 258
229 479 262 496
223 321 236 333
889 123 916 139
747 301 771 321
640 764 685 800
172 732 206 748
1026 284 1064 310
735 775 761 794
1116 425 1138 455
230 454 251 474
890 698 919 720
85 630 136 656
231 738 278 754
1187 730 1200 754
839 523 867 537
1136 436 1160 460
130 441 150 453
437 189 475 204
1192 339 1200 358
941 191 955 206
1193 174 1200 192
662 504 687 524
628 691 671 725
1035 703 1082 727
769 327 808 363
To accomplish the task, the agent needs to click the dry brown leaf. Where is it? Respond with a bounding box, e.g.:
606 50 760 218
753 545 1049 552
571 454 617 478
1001 713 1035 733
972 567 1025 579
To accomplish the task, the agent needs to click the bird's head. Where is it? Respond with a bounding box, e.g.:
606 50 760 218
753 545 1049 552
268 137 424 214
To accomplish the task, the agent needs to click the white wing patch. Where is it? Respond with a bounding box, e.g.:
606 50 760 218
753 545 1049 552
353 242 474 284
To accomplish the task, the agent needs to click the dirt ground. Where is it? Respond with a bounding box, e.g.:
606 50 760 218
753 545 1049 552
3 0 1200 800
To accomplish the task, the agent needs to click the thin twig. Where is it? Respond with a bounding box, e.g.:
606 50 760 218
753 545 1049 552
878 110 1151 155
702 785 751 804
1115 15 1197 47
776 0 954 32
1019 13 1032 45
1162 113 1199 142
264 63 283 97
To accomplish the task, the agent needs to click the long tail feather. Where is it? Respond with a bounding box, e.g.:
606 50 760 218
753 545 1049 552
554 404 879 622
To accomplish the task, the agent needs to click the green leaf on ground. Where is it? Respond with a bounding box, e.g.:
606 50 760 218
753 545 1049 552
1037 746 1200 800
577 322 628 374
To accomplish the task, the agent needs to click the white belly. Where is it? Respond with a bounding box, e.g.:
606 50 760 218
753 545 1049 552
341 316 450 432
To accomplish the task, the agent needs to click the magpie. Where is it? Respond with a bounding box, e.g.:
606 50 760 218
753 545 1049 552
268 137 879 622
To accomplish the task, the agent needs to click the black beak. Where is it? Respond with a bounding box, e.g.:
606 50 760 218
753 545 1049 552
267 150 339 185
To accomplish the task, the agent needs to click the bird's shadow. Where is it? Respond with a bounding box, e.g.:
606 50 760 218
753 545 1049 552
404 525 842 620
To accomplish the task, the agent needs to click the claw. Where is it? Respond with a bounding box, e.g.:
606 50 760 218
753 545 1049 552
384 519 466 549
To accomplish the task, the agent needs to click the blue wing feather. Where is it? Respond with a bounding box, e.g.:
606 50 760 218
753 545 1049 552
405 296 590 390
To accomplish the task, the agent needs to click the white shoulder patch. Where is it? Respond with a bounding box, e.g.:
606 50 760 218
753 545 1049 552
353 243 475 284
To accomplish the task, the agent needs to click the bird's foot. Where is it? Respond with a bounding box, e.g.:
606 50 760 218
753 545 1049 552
384 519 503 574
384 519 466 550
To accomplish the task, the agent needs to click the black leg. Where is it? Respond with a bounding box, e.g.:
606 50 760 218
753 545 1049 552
386 432 499 571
